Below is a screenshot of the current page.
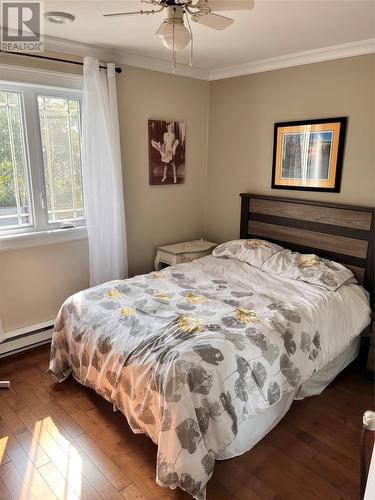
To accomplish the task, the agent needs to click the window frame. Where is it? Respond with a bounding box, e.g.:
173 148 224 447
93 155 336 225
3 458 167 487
0 80 85 238
0 86 34 232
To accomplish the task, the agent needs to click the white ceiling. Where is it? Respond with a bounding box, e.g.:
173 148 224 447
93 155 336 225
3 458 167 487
2 0 375 78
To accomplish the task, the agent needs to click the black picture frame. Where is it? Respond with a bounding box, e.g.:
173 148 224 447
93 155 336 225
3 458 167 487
271 117 347 192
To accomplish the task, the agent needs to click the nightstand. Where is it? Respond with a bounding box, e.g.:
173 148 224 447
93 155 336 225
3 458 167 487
154 240 217 271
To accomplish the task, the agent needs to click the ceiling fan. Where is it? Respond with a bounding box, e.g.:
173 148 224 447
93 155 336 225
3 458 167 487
104 0 254 71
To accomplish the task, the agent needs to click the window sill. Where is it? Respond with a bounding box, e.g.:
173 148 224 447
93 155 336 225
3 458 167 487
0 226 88 252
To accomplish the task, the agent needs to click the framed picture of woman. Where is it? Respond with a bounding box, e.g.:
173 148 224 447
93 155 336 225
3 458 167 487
271 117 347 192
148 119 186 185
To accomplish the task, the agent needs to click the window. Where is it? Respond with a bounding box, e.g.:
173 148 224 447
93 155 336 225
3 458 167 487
0 82 84 237
38 96 84 223
0 90 32 229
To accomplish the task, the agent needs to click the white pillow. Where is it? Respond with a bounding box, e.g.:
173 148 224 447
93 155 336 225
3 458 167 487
262 249 356 291
212 239 284 268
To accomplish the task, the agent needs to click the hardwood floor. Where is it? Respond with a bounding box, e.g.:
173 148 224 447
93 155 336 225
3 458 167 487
0 344 373 500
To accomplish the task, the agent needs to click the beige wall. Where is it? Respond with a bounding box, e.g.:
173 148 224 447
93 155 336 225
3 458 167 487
205 54 375 244
117 67 209 276
0 52 373 332
0 240 90 331
0 52 89 332
0 53 209 331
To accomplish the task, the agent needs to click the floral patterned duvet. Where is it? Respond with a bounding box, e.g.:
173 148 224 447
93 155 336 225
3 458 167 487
49 255 370 499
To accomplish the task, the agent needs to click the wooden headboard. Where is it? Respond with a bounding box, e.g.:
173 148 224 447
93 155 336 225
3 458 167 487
240 193 374 308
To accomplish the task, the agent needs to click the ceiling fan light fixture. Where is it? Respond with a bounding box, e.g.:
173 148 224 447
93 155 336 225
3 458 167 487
103 0 254 69
156 19 191 50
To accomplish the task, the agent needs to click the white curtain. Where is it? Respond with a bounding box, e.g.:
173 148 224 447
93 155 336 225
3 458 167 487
82 57 127 286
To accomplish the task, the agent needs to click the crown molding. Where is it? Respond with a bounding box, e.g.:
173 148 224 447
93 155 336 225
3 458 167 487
113 50 210 80
44 34 119 61
45 36 375 81
209 39 375 81
4 33 372 82
44 34 210 80
0 31 209 79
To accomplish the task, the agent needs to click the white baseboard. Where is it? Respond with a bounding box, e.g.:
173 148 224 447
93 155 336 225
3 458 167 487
0 319 55 343
0 321 55 357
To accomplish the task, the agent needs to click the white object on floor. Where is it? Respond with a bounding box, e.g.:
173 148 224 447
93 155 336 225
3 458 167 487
82 57 127 286
154 239 217 270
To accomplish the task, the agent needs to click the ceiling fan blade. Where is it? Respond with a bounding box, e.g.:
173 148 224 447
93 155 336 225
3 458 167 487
195 12 233 30
103 9 161 17
197 0 254 11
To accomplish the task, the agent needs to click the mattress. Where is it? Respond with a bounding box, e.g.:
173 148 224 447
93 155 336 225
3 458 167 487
49 255 371 499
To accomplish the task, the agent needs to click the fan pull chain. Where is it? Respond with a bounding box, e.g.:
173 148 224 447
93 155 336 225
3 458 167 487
185 10 194 67
172 7 176 74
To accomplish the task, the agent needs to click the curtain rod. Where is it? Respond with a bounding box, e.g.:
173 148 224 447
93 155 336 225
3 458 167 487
0 50 123 73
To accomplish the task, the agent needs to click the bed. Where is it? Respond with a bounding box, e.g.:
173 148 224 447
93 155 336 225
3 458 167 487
49 194 374 499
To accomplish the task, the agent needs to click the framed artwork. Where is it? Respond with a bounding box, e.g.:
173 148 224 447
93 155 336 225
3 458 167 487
148 119 186 185
271 117 347 192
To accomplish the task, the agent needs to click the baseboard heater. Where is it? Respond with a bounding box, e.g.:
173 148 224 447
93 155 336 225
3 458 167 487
0 320 55 358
